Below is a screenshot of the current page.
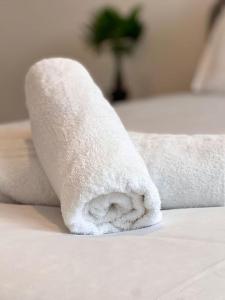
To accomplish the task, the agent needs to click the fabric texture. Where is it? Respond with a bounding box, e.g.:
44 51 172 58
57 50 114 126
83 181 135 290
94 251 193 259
0 137 57 206
1 202 225 300
1 122 225 211
115 93 225 134
25 58 161 235
132 133 225 208
0 120 57 205
191 8 225 93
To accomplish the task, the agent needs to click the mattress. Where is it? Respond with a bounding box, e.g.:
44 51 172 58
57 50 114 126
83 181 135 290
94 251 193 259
1 93 225 299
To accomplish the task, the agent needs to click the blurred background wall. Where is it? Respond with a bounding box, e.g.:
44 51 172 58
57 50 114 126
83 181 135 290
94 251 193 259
0 0 215 122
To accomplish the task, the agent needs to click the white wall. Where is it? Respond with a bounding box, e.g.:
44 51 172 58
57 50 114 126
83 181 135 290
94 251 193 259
0 0 215 122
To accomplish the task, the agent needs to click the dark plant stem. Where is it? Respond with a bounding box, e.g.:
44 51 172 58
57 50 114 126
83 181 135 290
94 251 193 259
111 53 128 102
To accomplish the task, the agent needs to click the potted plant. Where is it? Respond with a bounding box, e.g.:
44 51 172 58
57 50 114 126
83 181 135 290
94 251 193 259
86 6 144 102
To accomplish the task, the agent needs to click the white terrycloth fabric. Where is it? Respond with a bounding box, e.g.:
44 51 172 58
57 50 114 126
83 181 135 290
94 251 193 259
131 133 225 208
0 126 57 206
1 127 225 211
25 58 161 235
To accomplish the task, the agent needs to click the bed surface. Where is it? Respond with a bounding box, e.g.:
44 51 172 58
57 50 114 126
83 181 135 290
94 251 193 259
1 203 225 300
115 93 225 134
2 93 225 299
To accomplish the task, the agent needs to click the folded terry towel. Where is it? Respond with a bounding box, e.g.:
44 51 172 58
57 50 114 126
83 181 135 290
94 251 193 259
1 126 225 211
131 133 225 208
0 136 57 206
25 58 161 235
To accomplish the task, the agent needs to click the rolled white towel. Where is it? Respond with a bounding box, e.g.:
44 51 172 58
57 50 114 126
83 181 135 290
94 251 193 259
25 58 161 235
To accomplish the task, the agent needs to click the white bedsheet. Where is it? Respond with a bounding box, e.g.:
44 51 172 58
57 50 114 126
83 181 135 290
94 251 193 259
1 203 225 300
115 93 225 134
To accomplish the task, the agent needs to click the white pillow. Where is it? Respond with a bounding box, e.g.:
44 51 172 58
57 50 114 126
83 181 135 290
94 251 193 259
192 8 225 93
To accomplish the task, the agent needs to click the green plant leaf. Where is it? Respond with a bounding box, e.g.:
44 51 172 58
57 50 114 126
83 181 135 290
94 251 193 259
86 5 144 55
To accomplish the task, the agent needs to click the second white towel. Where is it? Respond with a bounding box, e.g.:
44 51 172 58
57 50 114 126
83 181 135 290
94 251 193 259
132 133 225 208
1 124 225 211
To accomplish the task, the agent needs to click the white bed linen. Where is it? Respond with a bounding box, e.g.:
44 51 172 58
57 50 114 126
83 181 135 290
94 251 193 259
115 93 225 134
1 202 225 300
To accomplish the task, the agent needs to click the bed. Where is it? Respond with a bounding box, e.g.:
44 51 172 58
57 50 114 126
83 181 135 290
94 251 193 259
1 92 225 300
2 1 225 299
